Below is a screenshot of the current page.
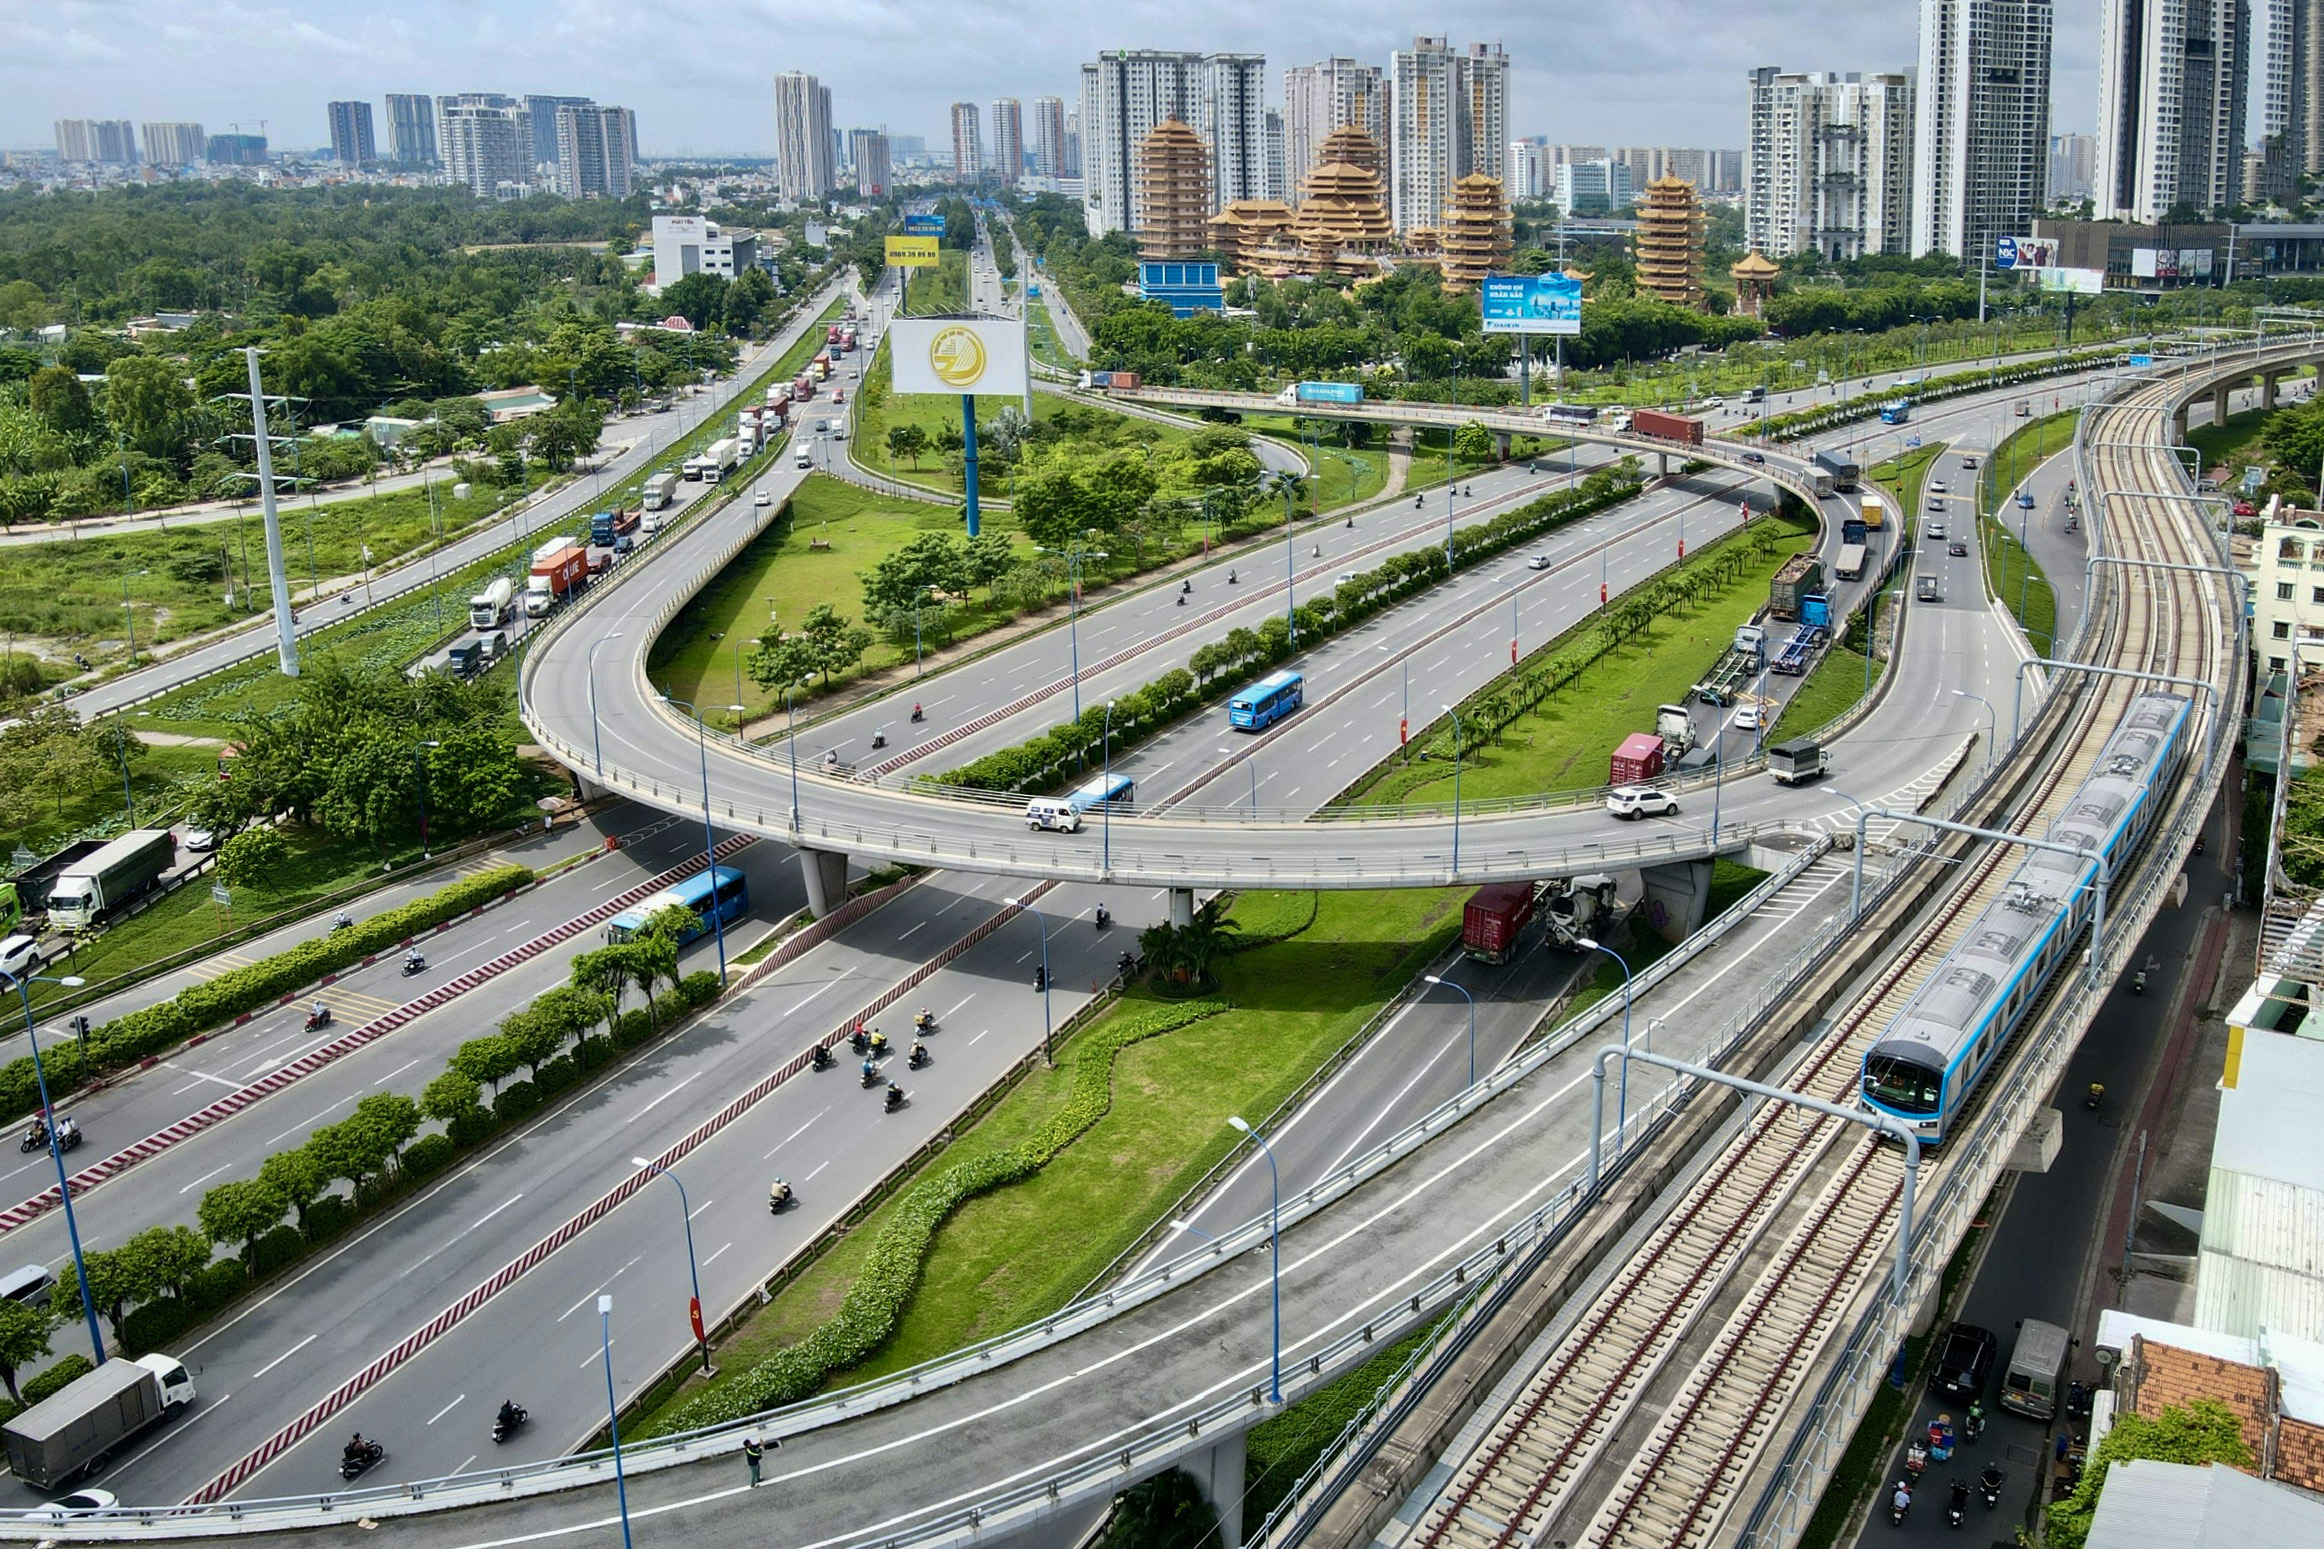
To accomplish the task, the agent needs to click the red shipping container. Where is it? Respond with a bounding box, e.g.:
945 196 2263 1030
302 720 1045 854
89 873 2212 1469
1109 370 1142 390
1608 732 1667 786
1462 882 1537 964
1631 409 1705 445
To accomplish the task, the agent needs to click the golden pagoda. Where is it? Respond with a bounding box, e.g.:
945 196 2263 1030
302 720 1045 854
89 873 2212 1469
1208 200 1297 275
1312 124 1382 180
1730 251 1779 317
1134 116 1212 262
1634 175 1705 308
1437 174 1511 291
1286 128 1394 277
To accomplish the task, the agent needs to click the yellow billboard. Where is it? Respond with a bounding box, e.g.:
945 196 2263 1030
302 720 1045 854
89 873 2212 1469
885 235 940 268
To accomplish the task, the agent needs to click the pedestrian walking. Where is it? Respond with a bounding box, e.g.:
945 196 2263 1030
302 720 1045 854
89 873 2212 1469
744 1436 763 1485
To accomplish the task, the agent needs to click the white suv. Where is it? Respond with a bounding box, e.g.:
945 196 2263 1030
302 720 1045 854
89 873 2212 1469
1606 785 1679 820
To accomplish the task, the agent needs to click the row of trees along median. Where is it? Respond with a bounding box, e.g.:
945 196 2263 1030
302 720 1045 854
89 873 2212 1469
931 462 1644 795
0 903 726 1405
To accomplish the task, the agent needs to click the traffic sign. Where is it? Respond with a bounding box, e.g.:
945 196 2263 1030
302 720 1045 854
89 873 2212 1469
210 883 232 907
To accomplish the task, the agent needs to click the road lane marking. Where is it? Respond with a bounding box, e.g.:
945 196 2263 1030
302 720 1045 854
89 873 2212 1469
251 1335 317 1382
762 1106 828 1160
704 1242 733 1266
805 1159 831 1181
176 1163 233 1195
623 1071 701 1124
426 1394 465 1425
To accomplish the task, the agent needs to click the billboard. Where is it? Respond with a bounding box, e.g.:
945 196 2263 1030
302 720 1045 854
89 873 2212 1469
1480 273 1583 336
2039 266 2105 295
1995 236 2056 270
885 235 940 268
889 317 1029 397
902 212 945 237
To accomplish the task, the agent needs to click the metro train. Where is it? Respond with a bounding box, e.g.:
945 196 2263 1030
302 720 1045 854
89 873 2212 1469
1860 692 2193 1144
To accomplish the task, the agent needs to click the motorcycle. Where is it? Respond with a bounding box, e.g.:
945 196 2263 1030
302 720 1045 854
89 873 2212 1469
1181 580 1192 596
1927 1416 1955 1465
305 1005 333 1032
1903 1441 1929 1484
1964 1401 1986 1443
884 1083 906 1112
768 1179 793 1213
908 1041 929 1069
16 1122 42 1154
401 952 427 977
492 1404 527 1444
2130 970 2147 995
2085 1082 2106 1111
1979 1464 2003 1508
340 1439 385 1480
810 1044 832 1071
1094 905 1111 930
850 1026 869 1055
871 732 887 750
913 1010 936 1032
52 1118 79 1153
1946 1479 1969 1529
1888 1480 1912 1527
331 913 355 933
867 1031 890 1057
1117 951 1137 977
1413 494 1423 508
860 1063 880 1089
1227 569 1237 585
911 704 925 723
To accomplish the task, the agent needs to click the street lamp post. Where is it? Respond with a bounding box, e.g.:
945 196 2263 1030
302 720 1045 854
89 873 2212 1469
1040 537 1108 721
1226 1115 1283 1404
597 1296 636 1549
660 696 745 978
1005 896 1054 1064
586 633 628 777
1444 703 1464 874
1424 974 1477 1088
2 970 103 1365
411 739 442 859
784 680 808 834
631 1158 712 1374
1576 938 1636 1156
1101 700 1116 874
1953 688 1998 769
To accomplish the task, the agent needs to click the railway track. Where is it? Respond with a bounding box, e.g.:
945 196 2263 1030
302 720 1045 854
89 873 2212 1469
1405 373 2232 1549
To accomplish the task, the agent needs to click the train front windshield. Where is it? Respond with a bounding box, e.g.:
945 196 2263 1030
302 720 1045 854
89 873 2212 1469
1862 1054 1943 1115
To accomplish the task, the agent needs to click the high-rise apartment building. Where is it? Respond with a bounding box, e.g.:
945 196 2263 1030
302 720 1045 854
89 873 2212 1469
326 101 376 167
1081 50 1270 234
1554 158 1636 215
2096 0 2250 222
773 72 835 201
2250 0 2324 196
385 95 438 167
1745 68 1915 260
437 96 531 198
1031 96 1068 178
991 98 1024 179
951 102 983 182
855 133 890 196
1912 0 2054 260
55 119 136 164
1065 109 1083 177
2050 131 2098 200
1387 38 1509 234
1263 109 1288 201
520 96 591 170
1284 58 1387 202
205 133 269 167
554 104 635 198
140 122 207 166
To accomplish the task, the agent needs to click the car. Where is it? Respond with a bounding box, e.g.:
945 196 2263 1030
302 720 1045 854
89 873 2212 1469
1928 1322 1999 1402
1731 704 1765 731
1961 455 1981 470
1526 554 1552 571
183 826 218 853
615 535 637 556
0 935 39 981
814 419 829 434
1929 480 1948 494
1949 540 1968 556
1702 395 1724 408
755 491 773 507
832 387 847 404
1606 785 1679 820
25 1491 118 1523
1741 450 1765 464
2234 500 2257 516
1928 497 1946 512
1926 521 1948 539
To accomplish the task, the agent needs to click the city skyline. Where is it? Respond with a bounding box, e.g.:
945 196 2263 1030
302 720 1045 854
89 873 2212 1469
0 0 2114 158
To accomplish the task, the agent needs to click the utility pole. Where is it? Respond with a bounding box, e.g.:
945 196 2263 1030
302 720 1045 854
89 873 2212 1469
224 349 301 676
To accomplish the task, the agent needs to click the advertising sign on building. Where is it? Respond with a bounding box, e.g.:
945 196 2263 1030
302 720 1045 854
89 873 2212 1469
2038 266 2105 295
903 213 945 237
885 235 940 268
889 317 1029 397
1995 236 2056 270
1480 273 1583 335
2182 248 2213 277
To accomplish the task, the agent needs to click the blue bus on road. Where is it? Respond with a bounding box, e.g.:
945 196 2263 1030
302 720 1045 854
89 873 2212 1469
1229 670 1305 731
1879 400 1912 424
607 865 748 945
1066 773 1134 814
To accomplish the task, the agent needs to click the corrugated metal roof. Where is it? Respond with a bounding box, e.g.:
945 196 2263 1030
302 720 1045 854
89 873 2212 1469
2088 1460 2324 1548
2198 1171 2324 1343
2214 1033 2324 1187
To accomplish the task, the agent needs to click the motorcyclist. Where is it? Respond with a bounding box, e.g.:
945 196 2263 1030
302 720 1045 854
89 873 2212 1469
55 1116 78 1147
811 1043 832 1069
1094 904 1111 929
334 910 354 931
405 947 425 970
861 1058 878 1086
867 1029 889 1056
21 1117 44 1149
1181 579 1192 594
1227 569 1237 584
345 1433 372 1467
911 702 924 722
1980 1460 2003 1500
769 1178 791 1210
914 1007 933 1029
885 1080 904 1108
497 1400 521 1431
1890 1479 1912 1519
909 1040 928 1068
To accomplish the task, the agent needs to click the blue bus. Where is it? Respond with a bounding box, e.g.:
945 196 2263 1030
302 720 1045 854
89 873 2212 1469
1066 772 1134 814
1879 400 1912 424
607 865 748 945
1229 670 1305 731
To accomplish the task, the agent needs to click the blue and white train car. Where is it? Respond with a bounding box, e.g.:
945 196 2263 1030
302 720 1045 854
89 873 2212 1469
1860 693 2192 1144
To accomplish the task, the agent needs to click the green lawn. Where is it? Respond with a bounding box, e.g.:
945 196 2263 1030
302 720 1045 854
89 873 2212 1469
1982 509 2058 649
2186 405 2270 488
1240 414 1390 510
1980 410 2080 512
642 886 1463 1426
1770 636 1876 742
0 739 217 858
899 250 968 317
1243 1317 1443 1525
1349 521 1816 808
1027 291 1079 371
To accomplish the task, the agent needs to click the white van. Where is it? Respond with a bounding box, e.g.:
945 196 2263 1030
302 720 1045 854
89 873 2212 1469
794 447 813 470
0 1264 54 1308
1025 798 1084 833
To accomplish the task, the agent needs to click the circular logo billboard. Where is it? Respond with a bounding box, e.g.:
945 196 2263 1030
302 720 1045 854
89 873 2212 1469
928 325 988 388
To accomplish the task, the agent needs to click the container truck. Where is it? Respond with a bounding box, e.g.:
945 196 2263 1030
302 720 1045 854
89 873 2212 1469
794 374 816 402
1814 450 1860 492
1276 381 1364 406
524 544 589 617
1768 555 1826 621
3 1352 196 1488
811 353 833 381
1630 409 1705 445
1857 493 1886 530
840 326 858 350
642 472 680 510
44 829 176 930
1768 739 1827 786
1841 515 1869 546
703 437 741 484
1833 542 1869 581
468 577 516 628
589 509 641 547
1771 617 1828 675
826 324 844 346
1694 624 1769 706
1654 703 1697 758
1461 882 1537 964
1608 732 1667 785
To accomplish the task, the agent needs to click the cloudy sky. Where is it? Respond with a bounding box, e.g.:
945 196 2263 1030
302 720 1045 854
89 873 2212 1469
5 0 2104 156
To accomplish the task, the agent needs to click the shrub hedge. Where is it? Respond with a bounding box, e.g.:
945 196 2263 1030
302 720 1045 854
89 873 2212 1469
667 999 1229 1430
0 864 534 1118
23 1354 92 1407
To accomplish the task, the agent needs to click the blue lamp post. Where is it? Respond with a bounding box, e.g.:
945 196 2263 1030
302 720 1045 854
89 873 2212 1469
1443 703 1464 875
631 1158 711 1374
2 969 103 1365
586 632 627 777
1423 974 1477 1088
659 696 745 978
1226 1115 1282 1404
1577 938 1636 1157
598 1296 635 1549
1005 896 1054 1064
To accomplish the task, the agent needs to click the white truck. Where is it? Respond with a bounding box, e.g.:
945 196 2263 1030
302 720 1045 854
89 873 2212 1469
4 1352 196 1488
1654 704 1696 759
703 436 741 484
642 471 680 510
468 576 516 629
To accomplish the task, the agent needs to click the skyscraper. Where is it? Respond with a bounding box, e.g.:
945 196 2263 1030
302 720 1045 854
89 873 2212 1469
1264 109 1288 201
1912 0 2054 260
1201 54 1270 211
1284 58 1386 201
522 96 592 170
385 94 438 167
1387 38 1509 233
437 96 530 197
555 104 635 198
2254 0 2324 182
1081 50 1271 234
952 102 984 182
1746 68 1915 260
1030 96 1067 178
774 72 835 201
856 133 890 196
2050 131 2099 199
991 98 1024 180
140 122 207 166
55 120 136 164
2096 0 2250 222
326 101 376 167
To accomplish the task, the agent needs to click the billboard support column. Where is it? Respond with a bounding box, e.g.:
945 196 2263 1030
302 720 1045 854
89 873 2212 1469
1520 331 1530 407
961 395 981 539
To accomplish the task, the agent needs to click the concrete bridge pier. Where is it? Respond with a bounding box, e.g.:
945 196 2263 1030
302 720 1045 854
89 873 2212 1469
1638 857 1714 944
799 847 849 918
1493 429 1512 461
1655 450 1671 478
2173 402 2190 442
2212 384 2232 428
1169 887 1196 928
2264 371 2281 411
1181 1428 1248 1548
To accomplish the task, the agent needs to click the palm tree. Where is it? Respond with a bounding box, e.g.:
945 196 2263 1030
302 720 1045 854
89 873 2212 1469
1269 469 1306 523
1175 901 1244 987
